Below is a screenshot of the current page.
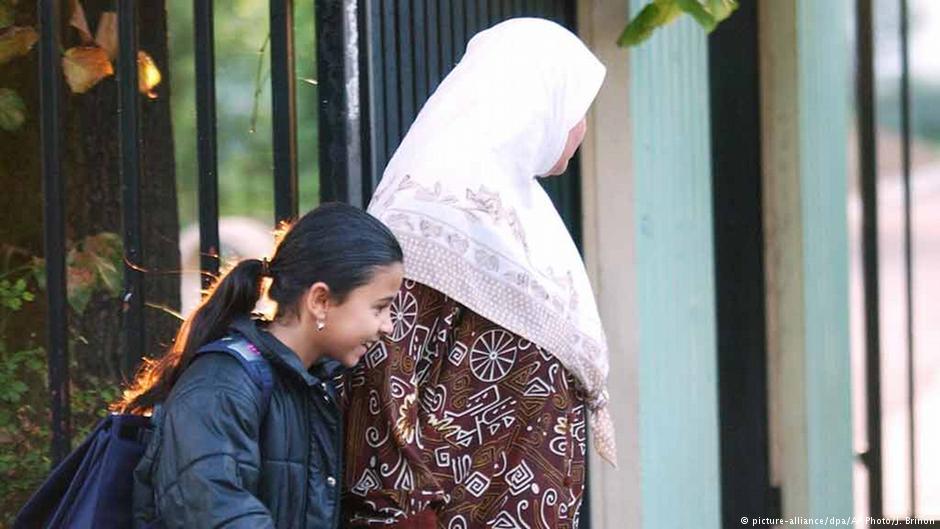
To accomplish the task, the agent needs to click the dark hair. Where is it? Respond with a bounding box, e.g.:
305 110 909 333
117 202 402 413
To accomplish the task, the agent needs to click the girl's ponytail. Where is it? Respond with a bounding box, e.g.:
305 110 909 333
116 258 266 414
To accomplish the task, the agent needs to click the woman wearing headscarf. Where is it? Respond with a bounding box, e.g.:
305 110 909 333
342 18 613 529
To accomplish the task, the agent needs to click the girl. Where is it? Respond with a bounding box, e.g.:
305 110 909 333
343 18 613 529
122 202 403 528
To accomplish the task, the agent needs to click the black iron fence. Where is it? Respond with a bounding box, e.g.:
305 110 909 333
37 0 581 468
855 0 938 524
37 0 309 464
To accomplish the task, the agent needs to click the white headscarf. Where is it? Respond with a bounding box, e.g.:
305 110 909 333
368 18 616 466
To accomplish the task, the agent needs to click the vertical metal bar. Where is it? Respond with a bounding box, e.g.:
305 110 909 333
343 0 364 206
362 0 385 197
899 0 917 516
38 0 71 463
317 0 363 206
477 0 488 30
856 0 883 519
452 0 465 62
414 0 429 108
439 0 454 73
465 0 478 39
271 0 299 224
118 0 146 377
194 0 220 288
381 0 400 161
426 0 440 96
398 0 415 131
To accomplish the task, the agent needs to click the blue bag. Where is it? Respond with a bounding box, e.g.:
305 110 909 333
14 335 274 529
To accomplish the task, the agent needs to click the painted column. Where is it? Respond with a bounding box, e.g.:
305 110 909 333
629 5 722 529
760 0 854 519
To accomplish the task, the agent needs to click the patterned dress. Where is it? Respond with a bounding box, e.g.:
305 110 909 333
342 280 587 529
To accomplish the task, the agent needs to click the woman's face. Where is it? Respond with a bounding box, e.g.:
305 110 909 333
544 117 587 176
317 263 404 367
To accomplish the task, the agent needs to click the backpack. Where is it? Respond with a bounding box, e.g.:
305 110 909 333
13 334 274 529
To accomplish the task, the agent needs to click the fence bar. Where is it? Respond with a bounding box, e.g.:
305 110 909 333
38 0 71 463
194 0 220 288
397 0 415 128
270 0 299 224
413 0 428 108
855 0 883 518
452 0 465 63
426 0 440 96
117 0 146 376
342 0 363 207
381 0 399 159
439 0 454 74
360 0 384 196
317 0 365 207
898 0 917 517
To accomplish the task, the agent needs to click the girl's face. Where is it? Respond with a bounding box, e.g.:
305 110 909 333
316 263 404 367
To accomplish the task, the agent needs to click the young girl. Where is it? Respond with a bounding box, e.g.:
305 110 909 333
121 202 403 528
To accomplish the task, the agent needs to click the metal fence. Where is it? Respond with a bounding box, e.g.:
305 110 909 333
37 0 582 471
855 0 937 524
38 0 310 464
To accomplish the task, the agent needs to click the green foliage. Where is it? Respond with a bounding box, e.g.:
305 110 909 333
65 232 123 313
0 87 26 132
0 0 14 29
0 234 124 525
167 0 320 228
618 0 739 47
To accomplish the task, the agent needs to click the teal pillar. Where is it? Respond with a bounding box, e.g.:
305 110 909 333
630 8 721 529
796 0 853 517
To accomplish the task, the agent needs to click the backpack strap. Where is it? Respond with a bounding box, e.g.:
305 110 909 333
196 334 275 419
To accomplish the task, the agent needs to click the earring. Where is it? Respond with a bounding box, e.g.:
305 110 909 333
316 319 326 332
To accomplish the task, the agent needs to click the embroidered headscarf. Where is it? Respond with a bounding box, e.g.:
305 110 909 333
368 18 616 466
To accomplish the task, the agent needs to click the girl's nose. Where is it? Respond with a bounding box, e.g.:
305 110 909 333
379 314 394 336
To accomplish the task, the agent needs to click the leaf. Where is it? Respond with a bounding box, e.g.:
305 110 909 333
66 259 95 313
0 87 26 131
0 0 14 29
81 232 123 296
94 11 117 59
62 46 113 94
618 0 739 47
31 257 46 291
68 0 92 43
137 50 161 99
676 0 718 32
0 25 38 65
617 0 682 47
707 0 739 22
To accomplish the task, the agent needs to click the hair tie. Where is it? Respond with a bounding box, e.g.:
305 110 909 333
260 257 272 278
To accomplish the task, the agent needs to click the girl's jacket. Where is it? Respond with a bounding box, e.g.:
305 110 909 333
133 316 344 529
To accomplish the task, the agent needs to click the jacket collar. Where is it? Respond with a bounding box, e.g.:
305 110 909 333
229 315 344 386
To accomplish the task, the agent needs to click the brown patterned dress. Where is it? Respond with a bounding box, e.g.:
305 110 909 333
341 280 587 529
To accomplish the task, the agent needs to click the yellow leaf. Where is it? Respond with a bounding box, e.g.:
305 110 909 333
137 51 161 99
62 46 114 94
0 26 39 65
94 11 117 59
69 0 93 43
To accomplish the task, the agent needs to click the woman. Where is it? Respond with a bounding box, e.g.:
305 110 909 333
343 18 614 528
123 203 403 528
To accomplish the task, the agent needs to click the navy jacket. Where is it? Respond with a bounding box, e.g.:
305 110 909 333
133 316 344 528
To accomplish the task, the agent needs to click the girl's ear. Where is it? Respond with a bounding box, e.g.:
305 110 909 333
304 282 333 321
